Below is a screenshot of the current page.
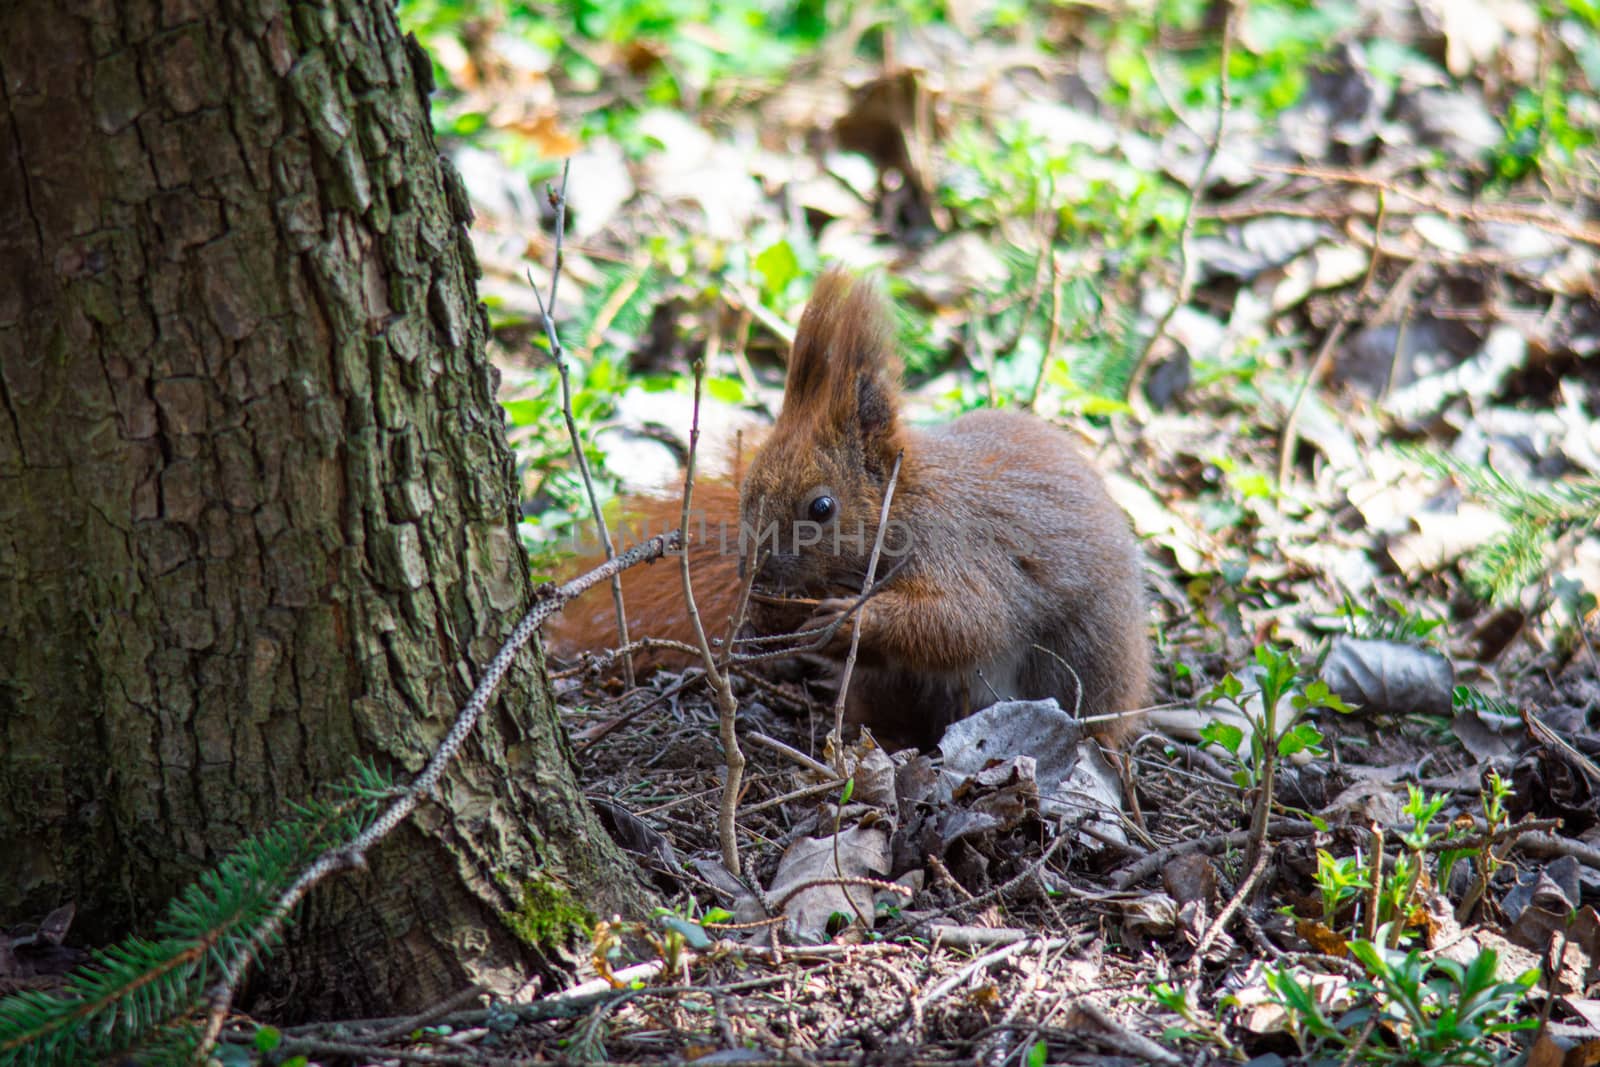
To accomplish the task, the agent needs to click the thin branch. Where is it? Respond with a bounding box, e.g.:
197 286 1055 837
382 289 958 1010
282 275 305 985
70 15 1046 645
915 938 1070 1014
1188 841 1273 970
1255 162 1600 247
679 330 747 876
770 874 913 914
1026 246 1064 411
1123 0 1238 410
743 731 836 778
528 160 636 687
1277 190 1388 485
830 451 904 771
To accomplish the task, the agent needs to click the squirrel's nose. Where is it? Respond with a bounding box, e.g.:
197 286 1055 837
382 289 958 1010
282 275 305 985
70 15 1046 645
749 552 802 590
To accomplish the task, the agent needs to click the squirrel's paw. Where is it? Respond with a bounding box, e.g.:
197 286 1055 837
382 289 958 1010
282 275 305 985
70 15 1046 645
802 596 861 651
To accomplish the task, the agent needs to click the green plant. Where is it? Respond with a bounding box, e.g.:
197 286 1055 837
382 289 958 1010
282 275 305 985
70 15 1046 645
1494 56 1599 181
1200 645 1351 866
0 762 395 1067
1410 449 1600 604
1266 939 1537 1065
1313 848 1371 929
1374 786 1451 942
1338 596 1447 645
1095 0 1360 120
937 122 1185 411
1150 980 1242 1056
1450 771 1515 923
400 0 836 127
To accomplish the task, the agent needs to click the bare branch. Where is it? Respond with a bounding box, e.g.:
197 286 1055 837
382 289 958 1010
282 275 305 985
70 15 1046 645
528 159 636 687
1123 0 1238 410
678 328 748 875
830 451 904 771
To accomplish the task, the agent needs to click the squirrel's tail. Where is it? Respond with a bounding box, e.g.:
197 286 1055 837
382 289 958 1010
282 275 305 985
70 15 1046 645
543 479 747 671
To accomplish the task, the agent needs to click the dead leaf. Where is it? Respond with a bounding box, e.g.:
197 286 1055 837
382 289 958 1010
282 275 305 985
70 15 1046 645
767 824 893 943
1162 852 1218 907
1322 636 1454 717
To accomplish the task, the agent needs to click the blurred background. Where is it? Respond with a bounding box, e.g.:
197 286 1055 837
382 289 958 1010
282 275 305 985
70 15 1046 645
396 0 1599 702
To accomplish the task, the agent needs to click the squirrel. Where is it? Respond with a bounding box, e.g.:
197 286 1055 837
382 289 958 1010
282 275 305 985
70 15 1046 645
546 268 1150 748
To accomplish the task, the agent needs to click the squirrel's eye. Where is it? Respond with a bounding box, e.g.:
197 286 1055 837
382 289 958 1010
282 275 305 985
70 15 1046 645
808 495 836 522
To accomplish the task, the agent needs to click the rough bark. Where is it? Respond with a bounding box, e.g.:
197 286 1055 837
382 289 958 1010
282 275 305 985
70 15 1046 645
0 0 644 1016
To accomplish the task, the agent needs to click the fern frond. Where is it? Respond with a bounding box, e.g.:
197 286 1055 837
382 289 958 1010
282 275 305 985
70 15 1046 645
1465 518 1552 604
1072 300 1136 399
1407 447 1600 525
1401 446 1600 602
1452 684 1519 721
581 262 664 355
0 764 393 1066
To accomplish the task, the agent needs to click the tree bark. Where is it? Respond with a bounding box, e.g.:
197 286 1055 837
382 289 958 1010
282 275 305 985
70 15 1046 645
0 0 644 1016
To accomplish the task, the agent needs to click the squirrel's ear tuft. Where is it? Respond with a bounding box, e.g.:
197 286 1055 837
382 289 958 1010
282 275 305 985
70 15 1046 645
782 268 902 452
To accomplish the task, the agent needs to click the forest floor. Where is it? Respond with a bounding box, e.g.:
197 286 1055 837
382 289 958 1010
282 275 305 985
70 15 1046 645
267 0 1600 1062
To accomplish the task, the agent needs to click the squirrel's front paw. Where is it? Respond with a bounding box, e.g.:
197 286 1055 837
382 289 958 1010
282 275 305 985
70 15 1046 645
801 597 860 651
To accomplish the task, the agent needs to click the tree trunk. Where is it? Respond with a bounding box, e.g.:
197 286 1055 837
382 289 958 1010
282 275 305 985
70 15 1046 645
0 0 645 1017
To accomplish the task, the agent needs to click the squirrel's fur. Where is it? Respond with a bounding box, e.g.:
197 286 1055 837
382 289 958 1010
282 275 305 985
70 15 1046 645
547 268 1150 746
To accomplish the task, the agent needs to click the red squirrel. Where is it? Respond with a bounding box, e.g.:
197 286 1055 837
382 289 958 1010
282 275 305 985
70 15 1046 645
547 269 1150 747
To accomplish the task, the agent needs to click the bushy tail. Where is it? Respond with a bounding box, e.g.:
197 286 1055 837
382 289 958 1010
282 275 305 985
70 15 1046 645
544 480 747 670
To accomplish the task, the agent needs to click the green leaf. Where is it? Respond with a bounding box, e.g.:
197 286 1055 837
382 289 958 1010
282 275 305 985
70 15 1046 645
1075 395 1133 417
705 376 747 405
501 398 546 426
255 1024 283 1052
1027 1037 1048 1067
1199 721 1244 756
660 916 713 949
754 239 800 300
1277 721 1324 757
840 777 855 804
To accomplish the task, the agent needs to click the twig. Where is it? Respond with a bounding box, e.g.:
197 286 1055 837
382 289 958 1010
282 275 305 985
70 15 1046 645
259 1038 524 1066
722 281 797 345
571 670 705 757
1188 841 1273 970
1123 0 1237 410
368 985 486 1044
1111 818 1319 890
191 531 680 1062
1071 1003 1187 1066
725 306 775 418
830 451 904 771
741 777 850 817
1026 246 1065 411
915 938 1068 1013
770 874 913 915
743 731 835 778
1526 712 1600 784
581 260 646 356
923 925 1030 949
680 335 747 876
528 161 636 687
1255 162 1600 247
1517 830 1600 872
927 855 977 903
915 832 1082 925
1361 820 1384 942
1277 191 1388 485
